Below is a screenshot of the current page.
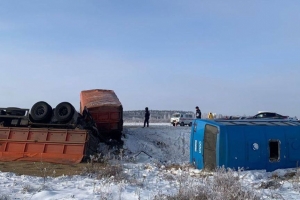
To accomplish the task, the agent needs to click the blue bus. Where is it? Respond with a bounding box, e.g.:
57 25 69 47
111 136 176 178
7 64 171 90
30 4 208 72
190 119 300 172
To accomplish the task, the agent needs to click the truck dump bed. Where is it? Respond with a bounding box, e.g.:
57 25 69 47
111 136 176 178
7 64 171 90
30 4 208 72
80 89 123 140
0 127 99 164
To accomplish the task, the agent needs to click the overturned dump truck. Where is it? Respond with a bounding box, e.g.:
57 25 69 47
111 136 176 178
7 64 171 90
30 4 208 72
0 101 101 164
80 89 123 141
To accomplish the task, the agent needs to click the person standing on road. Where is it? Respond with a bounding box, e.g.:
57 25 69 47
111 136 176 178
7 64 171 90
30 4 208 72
195 106 201 119
143 107 150 127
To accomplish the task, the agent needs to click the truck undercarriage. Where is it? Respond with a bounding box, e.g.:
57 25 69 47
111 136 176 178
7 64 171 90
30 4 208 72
0 104 105 164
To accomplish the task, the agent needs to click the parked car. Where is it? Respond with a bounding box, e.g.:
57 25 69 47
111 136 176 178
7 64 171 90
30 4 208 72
247 112 298 121
170 113 194 126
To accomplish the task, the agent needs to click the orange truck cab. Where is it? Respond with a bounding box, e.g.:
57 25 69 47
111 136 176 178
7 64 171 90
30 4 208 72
80 89 123 141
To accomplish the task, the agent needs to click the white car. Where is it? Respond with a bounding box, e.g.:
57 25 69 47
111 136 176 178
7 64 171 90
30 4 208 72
170 113 195 126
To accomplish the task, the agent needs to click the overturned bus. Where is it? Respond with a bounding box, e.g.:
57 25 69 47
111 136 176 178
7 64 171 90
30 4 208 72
190 119 300 172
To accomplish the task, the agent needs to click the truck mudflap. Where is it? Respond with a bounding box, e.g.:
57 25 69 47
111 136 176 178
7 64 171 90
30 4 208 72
0 127 99 164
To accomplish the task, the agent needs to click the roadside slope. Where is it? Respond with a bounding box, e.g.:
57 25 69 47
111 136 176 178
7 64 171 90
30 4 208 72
122 125 191 164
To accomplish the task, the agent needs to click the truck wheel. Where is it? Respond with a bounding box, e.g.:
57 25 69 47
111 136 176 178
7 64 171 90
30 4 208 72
180 122 185 126
54 102 75 122
0 110 6 115
30 101 52 122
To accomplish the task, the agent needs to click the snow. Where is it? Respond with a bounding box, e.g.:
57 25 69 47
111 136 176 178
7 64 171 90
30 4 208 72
1 124 300 199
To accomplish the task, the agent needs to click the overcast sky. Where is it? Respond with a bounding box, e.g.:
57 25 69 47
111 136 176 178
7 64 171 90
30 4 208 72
0 1 299 116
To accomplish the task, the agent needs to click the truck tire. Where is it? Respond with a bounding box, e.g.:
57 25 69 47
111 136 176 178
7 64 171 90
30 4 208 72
180 122 185 126
30 101 52 122
54 102 75 122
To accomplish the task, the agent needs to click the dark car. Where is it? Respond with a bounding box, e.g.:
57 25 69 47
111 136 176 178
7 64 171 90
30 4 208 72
248 112 289 120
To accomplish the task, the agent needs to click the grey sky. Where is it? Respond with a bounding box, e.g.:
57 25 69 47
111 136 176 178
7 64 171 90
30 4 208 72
0 1 299 116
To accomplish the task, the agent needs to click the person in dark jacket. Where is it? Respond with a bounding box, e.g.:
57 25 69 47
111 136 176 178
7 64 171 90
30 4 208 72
143 107 150 127
195 106 201 119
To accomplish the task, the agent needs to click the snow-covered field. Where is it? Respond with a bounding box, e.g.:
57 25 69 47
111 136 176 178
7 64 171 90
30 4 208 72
1 124 300 199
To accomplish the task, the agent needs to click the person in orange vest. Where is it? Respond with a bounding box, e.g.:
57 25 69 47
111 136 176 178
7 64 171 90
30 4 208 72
208 112 214 119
